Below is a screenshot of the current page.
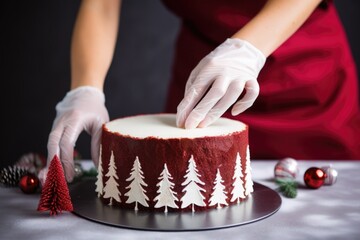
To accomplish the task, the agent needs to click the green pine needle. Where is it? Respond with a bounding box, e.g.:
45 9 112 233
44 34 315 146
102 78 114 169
82 167 98 177
275 178 298 198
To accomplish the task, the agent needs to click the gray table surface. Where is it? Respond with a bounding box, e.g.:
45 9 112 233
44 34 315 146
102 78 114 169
1 160 359 240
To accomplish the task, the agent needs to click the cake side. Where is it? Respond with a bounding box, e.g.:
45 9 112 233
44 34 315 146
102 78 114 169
96 114 253 212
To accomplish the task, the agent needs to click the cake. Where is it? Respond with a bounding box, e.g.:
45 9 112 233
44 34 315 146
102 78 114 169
95 113 253 213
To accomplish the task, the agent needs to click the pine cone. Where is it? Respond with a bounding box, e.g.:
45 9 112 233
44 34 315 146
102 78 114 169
0 166 29 187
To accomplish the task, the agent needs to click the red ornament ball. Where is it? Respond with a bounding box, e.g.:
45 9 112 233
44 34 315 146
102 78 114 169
304 167 326 189
19 173 40 194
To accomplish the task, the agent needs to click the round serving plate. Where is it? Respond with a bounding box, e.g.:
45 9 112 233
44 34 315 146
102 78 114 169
69 178 281 231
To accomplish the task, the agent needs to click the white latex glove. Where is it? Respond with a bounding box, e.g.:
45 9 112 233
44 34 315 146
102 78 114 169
41 86 109 184
176 38 266 129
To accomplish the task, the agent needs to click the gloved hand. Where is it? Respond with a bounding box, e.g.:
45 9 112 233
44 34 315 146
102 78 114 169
41 86 109 184
176 38 266 129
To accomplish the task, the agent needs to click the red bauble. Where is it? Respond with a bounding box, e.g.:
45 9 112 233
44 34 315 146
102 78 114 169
19 173 40 194
304 167 326 189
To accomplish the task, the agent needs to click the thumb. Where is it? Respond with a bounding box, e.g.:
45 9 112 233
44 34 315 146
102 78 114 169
38 167 48 187
91 126 103 168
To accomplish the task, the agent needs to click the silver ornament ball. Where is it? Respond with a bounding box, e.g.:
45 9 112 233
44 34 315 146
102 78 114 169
74 162 84 179
321 165 338 185
274 157 299 180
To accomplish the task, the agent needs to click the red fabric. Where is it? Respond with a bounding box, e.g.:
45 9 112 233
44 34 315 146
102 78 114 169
37 155 73 215
162 0 360 160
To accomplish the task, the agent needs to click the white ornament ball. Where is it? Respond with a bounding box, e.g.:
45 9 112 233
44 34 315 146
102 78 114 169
321 165 338 185
274 157 299 180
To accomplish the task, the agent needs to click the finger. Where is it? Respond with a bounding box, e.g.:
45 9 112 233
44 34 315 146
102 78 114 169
185 77 229 129
47 125 64 166
176 74 214 128
184 58 209 94
231 79 260 115
184 68 199 94
199 80 245 128
59 123 83 182
38 167 48 186
90 121 104 168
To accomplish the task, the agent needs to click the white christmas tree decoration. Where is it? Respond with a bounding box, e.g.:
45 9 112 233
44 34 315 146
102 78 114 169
125 156 149 211
95 144 104 197
180 155 206 212
244 145 254 196
209 168 228 209
230 152 245 203
102 150 121 205
154 163 179 213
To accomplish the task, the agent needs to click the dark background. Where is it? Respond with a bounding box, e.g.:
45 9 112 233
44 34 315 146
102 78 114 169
2 0 359 168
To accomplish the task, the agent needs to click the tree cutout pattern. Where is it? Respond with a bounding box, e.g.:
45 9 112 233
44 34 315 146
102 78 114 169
125 156 149 210
154 163 179 212
95 144 104 197
209 168 228 209
244 145 254 196
230 152 245 203
181 155 206 212
103 151 121 205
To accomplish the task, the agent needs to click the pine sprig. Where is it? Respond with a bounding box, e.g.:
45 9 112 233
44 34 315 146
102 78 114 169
82 167 98 177
275 178 298 198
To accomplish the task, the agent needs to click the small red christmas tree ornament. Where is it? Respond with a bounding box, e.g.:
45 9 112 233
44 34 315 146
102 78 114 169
37 155 73 215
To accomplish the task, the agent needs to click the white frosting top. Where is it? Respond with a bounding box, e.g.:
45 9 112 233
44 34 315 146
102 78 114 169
105 114 246 139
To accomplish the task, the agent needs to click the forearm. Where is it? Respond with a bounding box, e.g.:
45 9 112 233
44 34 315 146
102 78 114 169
70 0 121 90
232 0 322 57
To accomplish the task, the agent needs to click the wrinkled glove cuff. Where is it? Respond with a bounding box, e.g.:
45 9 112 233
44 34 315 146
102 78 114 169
65 86 105 102
56 86 106 112
222 38 266 72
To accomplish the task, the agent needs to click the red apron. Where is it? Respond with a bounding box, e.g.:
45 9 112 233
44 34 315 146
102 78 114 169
162 0 360 160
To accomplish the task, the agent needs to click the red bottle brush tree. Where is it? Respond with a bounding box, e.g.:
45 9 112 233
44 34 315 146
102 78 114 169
37 155 73 215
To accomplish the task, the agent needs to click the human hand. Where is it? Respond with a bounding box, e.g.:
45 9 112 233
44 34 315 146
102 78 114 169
44 86 109 183
176 38 266 129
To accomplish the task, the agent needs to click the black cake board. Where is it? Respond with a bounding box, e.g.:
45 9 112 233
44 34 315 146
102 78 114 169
69 178 281 231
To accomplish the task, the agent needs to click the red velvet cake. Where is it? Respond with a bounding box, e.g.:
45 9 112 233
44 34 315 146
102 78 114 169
95 113 253 212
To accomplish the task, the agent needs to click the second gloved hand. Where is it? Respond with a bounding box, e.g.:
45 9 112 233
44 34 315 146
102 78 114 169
176 38 266 129
46 86 109 183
